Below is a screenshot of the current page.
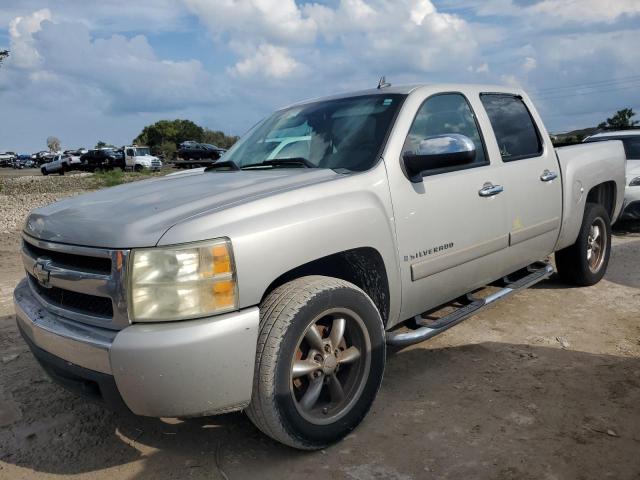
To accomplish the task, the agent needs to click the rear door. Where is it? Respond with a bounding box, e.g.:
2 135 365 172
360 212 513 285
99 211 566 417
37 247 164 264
479 94 562 270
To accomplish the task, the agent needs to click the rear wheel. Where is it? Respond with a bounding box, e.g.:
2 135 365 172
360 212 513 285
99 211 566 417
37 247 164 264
41 167 48 176
247 276 385 450
555 203 611 286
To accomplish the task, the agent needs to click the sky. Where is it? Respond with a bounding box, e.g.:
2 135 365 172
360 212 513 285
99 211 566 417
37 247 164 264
0 0 639 153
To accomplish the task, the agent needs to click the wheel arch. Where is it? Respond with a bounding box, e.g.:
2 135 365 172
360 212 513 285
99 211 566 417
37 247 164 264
585 181 616 220
261 247 391 327
556 180 618 251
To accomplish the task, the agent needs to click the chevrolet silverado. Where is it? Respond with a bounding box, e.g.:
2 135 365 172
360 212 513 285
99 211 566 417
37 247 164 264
15 84 626 449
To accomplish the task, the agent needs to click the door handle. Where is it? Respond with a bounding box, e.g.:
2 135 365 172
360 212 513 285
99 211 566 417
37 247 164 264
478 182 504 197
540 169 558 182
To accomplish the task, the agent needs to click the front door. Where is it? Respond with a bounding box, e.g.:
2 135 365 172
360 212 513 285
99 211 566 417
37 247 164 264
387 92 510 320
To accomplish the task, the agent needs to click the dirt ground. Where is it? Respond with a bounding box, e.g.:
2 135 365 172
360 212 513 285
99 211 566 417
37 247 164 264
0 176 639 479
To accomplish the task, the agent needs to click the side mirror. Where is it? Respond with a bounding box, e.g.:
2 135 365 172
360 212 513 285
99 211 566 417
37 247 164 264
403 134 476 182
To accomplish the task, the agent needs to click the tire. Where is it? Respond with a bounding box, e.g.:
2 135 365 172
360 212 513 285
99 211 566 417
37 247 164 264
134 164 142 172
246 276 386 450
41 168 48 176
555 202 611 286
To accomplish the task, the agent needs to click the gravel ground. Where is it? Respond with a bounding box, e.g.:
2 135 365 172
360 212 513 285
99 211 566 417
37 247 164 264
0 174 94 233
0 174 638 480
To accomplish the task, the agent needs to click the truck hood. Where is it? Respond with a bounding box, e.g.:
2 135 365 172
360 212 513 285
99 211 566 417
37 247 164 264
24 169 339 248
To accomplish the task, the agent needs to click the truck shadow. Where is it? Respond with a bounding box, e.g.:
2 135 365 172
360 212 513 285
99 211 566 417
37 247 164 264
2 333 640 479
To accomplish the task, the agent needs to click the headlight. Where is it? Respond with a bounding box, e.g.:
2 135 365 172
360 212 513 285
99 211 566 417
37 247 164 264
630 176 640 187
129 238 237 322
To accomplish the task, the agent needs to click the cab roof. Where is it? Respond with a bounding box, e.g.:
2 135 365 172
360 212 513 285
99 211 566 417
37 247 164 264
284 83 526 109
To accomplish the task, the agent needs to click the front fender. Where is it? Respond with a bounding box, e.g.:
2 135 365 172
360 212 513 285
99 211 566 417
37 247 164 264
158 165 402 326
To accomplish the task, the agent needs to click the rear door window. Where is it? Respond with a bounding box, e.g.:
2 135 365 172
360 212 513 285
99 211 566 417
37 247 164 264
480 94 543 161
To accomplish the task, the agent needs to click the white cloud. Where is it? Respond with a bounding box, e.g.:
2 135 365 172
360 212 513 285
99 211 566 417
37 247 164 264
230 44 302 79
1 0 639 151
0 0 190 33
530 0 640 24
442 0 640 25
8 8 51 68
3 9 220 113
184 0 317 45
186 0 479 81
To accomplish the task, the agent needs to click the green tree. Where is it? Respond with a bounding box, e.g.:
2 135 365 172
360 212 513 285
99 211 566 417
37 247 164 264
95 141 107 149
202 129 239 149
157 140 177 160
133 120 239 159
0 50 8 67
133 119 205 149
598 108 638 129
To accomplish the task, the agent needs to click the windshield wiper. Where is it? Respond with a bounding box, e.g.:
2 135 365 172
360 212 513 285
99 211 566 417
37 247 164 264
240 157 316 170
204 160 240 171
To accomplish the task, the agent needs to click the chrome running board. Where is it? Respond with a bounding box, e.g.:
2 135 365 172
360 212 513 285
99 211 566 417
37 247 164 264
386 263 554 347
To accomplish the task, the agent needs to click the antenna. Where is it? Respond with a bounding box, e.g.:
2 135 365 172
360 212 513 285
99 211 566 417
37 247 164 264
377 76 391 89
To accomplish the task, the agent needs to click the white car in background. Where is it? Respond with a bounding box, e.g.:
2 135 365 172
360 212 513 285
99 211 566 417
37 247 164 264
124 145 162 171
40 154 82 175
585 130 640 221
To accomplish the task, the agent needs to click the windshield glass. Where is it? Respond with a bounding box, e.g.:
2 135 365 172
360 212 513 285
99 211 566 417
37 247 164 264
224 94 405 171
135 147 151 156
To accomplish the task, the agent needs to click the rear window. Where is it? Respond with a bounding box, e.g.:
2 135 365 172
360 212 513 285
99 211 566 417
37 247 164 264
480 94 542 161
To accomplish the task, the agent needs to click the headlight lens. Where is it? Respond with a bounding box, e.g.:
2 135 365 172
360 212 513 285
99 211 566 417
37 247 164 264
630 176 640 187
129 238 237 321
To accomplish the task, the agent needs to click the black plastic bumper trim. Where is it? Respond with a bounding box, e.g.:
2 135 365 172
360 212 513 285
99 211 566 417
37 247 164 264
18 323 131 414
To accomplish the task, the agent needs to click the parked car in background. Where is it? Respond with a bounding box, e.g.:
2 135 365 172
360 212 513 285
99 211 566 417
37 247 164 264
63 148 88 157
584 130 640 220
0 151 17 166
124 145 162 171
33 151 59 165
12 156 36 169
80 149 123 171
41 153 82 175
178 141 226 161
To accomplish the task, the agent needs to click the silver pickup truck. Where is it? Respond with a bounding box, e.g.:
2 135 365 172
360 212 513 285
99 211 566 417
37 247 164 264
15 84 626 449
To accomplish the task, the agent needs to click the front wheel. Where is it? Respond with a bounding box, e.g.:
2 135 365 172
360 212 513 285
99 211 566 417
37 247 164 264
246 276 385 450
555 202 611 286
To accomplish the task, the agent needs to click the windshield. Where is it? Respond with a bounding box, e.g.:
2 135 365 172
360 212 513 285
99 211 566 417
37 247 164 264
135 147 151 156
224 94 405 171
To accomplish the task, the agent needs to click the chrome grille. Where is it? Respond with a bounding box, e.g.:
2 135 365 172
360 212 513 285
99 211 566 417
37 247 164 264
21 234 130 330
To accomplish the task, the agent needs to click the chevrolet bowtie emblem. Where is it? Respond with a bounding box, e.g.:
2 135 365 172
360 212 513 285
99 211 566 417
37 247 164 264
33 258 52 288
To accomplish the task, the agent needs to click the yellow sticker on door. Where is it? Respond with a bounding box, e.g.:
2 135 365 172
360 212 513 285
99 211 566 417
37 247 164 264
513 216 524 231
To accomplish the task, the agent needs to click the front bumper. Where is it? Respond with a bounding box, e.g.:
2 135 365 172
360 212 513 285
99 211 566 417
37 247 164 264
14 278 260 417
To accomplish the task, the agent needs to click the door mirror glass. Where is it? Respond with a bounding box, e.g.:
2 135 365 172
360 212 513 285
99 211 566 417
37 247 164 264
403 134 476 182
